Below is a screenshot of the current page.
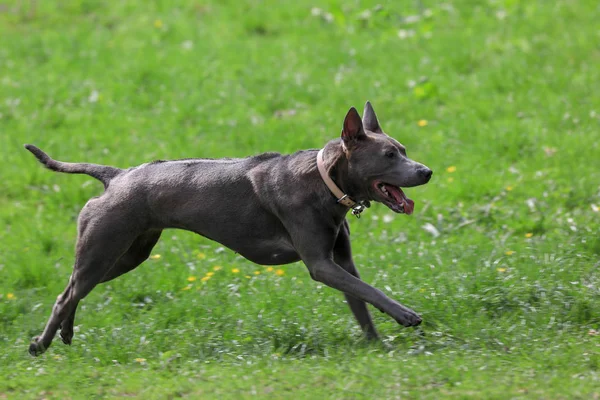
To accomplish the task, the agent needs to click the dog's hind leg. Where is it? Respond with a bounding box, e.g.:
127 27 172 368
100 230 162 283
333 221 379 340
29 204 142 356
59 230 162 346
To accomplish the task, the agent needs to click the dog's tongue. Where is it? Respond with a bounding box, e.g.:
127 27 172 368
385 185 415 215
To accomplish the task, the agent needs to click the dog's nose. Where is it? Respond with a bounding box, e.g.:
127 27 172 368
420 168 433 182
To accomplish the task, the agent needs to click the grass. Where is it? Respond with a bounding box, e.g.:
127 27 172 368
1 0 600 398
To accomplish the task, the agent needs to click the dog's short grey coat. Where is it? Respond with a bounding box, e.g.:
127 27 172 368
25 102 432 356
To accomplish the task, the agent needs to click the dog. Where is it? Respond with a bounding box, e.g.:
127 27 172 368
25 102 432 356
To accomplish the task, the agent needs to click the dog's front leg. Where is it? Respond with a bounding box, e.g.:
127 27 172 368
310 258 421 327
333 221 379 340
286 219 421 326
291 223 421 328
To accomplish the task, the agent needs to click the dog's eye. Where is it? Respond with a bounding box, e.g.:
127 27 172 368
385 151 396 159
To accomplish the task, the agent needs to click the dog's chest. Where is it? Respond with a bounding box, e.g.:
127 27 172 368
234 238 300 266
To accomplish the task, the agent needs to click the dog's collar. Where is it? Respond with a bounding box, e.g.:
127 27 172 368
316 148 369 218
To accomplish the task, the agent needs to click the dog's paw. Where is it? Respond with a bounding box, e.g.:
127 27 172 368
395 314 422 327
28 336 46 357
393 308 422 327
60 329 73 345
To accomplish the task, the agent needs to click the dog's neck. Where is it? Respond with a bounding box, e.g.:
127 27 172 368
322 140 365 203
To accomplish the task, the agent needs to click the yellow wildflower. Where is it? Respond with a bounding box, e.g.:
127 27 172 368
245 275 251 279
213 265 221 271
197 252 206 260
150 254 161 260
446 166 457 173
506 185 513 191
497 268 507 273
266 267 274 272
181 285 192 291
525 233 533 238
414 86 426 97
417 119 428 127
6 293 15 300
154 19 163 29
505 250 515 256
134 358 146 363
206 272 214 277
187 276 197 282
231 268 240 274
201 276 210 282
275 269 285 276
254 271 261 275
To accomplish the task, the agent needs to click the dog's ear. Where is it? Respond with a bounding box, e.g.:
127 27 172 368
341 107 367 146
363 101 383 133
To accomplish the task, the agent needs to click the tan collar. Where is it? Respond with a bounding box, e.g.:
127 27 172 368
316 148 368 217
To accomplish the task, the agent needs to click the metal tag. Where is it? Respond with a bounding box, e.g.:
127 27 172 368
351 201 369 218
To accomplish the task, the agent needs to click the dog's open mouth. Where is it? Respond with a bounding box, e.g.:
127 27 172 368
373 181 415 214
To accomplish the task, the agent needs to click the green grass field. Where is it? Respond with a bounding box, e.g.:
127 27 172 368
1 0 600 398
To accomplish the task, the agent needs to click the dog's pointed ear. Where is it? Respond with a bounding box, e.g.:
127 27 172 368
363 101 383 133
341 107 367 146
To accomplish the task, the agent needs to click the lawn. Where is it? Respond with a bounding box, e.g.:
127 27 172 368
1 0 599 398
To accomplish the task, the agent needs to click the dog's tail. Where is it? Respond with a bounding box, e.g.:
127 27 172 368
24 144 122 188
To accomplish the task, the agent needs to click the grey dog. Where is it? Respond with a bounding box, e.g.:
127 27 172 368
25 102 432 356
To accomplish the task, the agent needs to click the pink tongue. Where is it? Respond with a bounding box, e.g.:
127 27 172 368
386 185 415 215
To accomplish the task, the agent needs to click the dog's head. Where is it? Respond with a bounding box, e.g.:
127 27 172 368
339 102 432 214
